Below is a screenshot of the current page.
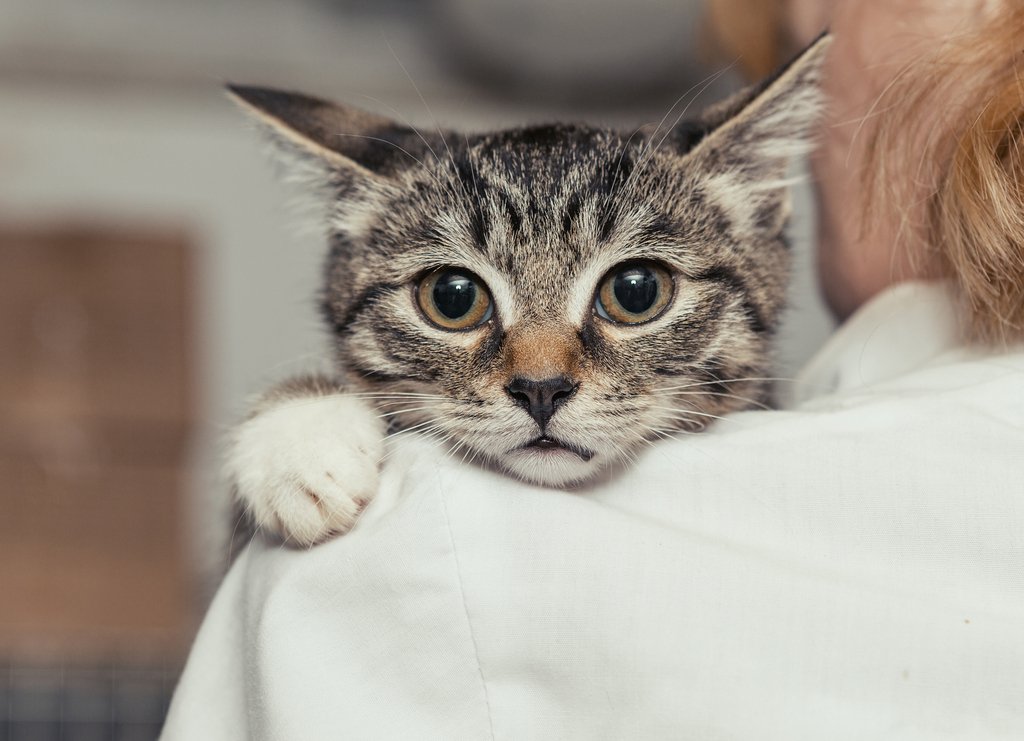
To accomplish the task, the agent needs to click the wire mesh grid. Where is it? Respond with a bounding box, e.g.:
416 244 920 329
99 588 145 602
0 661 178 741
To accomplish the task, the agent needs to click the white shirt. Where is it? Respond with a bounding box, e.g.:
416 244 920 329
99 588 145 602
162 282 1024 740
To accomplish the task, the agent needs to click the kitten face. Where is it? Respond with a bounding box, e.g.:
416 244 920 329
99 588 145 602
231 35 829 486
322 127 786 485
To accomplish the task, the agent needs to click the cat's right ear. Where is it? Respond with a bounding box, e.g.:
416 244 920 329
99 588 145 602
227 85 432 188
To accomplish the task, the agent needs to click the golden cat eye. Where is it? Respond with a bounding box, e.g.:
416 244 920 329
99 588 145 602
417 268 493 330
595 261 674 324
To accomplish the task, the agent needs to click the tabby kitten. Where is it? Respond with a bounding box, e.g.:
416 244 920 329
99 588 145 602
226 36 829 546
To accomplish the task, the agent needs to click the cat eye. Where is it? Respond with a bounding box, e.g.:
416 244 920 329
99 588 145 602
417 268 493 330
594 261 674 324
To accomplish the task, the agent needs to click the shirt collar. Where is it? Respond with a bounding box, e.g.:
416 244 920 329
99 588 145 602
784 281 963 407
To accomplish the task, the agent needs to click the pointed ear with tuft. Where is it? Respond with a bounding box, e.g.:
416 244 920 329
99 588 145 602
226 85 439 189
670 34 832 231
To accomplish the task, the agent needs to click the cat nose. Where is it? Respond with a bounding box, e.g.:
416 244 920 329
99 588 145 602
505 376 578 429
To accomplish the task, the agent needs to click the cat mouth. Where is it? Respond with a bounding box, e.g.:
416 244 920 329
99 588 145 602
522 436 595 462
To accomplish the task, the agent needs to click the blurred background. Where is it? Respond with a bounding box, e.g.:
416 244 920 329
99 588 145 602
0 0 833 737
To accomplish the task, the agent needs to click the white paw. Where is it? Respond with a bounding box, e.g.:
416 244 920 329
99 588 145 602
227 394 385 547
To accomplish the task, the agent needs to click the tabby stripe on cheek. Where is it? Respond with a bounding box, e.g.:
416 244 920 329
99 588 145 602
693 266 769 335
373 324 443 381
327 283 400 335
650 299 726 375
347 364 408 383
579 323 613 365
473 328 505 369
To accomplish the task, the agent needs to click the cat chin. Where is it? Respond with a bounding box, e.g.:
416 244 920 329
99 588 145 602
497 447 601 488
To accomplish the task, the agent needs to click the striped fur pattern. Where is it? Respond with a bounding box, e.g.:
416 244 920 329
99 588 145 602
226 36 829 545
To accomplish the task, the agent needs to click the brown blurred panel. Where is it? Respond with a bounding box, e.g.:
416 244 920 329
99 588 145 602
0 459 187 657
0 228 191 426
0 225 194 661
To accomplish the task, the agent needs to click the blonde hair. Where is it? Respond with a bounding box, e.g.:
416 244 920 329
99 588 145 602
867 7 1024 342
707 0 1024 343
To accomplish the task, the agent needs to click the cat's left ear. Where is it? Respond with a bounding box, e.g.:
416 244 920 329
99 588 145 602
227 85 438 190
674 33 831 227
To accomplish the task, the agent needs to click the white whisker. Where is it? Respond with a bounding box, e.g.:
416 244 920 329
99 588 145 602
649 406 735 424
662 390 771 410
376 406 438 419
656 376 797 392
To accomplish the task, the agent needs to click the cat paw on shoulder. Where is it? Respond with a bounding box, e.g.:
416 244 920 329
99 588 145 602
226 393 385 547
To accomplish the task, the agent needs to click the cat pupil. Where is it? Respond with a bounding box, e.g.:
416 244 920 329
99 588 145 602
433 272 476 319
614 267 658 314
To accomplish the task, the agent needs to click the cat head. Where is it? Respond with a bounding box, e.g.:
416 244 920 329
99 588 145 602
230 35 829 486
